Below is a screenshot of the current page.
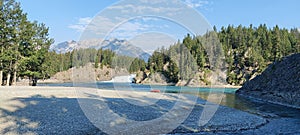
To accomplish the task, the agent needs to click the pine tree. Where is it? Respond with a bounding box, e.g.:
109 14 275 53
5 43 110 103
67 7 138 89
0 0 53 86
0 0 5 85
272 25 281 62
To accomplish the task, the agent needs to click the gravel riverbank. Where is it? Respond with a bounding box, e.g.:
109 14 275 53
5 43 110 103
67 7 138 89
0 86 297 134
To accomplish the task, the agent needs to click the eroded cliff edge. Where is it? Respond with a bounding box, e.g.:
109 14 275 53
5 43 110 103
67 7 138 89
236 53 300 108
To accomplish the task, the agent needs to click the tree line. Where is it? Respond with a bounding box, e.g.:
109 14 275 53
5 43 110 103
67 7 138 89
144 25 300 85
44 48 146 78
31 24 300 86
220 24 300 85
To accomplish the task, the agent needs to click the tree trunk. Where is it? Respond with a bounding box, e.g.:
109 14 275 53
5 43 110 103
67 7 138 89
0 70 3 86
11 64 18 86
12 70 17 85
0 46 3 86
6 72 11 86
29 77 32 86
32 77 37 86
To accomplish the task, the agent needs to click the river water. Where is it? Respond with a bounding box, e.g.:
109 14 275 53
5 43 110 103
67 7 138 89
39 82 300 120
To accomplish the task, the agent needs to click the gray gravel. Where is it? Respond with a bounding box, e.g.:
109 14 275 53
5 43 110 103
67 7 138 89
0 97 103 135
0 87 299 134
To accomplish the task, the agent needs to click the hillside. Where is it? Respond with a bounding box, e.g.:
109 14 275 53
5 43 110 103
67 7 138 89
50 63 128 82
133 25 300 87
236 53 300 108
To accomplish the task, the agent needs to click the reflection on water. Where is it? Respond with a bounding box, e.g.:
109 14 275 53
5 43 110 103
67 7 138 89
198 92 242 110
39 82 300 119
197 92 300 119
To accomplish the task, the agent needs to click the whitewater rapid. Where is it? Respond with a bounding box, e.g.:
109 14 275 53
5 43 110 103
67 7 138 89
103 74 136 83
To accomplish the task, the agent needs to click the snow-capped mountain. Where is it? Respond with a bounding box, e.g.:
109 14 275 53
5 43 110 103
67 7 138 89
50 40 78 53
50 39 102 53
50 39 151 61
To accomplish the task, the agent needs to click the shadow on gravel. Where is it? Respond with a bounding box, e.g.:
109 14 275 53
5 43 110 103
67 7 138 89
0 95 104 135
105 98 175 121
0 94 272 134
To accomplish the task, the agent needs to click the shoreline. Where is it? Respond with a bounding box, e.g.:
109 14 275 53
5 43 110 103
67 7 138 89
0 86 267 134
237 92 300 109
137 82 241 89
38 79 242 89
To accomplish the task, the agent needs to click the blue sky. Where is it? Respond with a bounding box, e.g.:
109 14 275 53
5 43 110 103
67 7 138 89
17 0 300 45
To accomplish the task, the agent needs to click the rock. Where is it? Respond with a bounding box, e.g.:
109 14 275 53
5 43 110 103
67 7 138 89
236 53 300 108
176 80 188 86
132 71 147 83
141 72 169 85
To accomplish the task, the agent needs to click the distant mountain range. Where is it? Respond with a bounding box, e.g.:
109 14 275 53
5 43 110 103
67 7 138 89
50 40 78 53
50 39 151 61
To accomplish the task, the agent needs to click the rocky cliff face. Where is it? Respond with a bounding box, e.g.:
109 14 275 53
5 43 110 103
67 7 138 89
236 53 300 108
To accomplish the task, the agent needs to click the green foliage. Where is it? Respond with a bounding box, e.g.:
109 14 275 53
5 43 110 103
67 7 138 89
147 50 180 83
219 24 300 85
0 0 53 85
129 58 146 73
145 24 300 85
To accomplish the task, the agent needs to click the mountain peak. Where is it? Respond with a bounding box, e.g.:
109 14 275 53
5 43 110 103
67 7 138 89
51 39 150 61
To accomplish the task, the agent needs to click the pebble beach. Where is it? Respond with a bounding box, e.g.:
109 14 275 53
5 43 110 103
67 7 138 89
0 86 298 134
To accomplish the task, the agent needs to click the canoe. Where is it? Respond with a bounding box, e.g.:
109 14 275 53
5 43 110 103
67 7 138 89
150 89 160 93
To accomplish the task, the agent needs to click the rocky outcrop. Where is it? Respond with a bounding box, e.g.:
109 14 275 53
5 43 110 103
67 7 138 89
132 71 147 83
176 71 210 87
132 67 239 88
236 53 300 108
140 72 172 85
51 63 128 83
134 69 229 87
